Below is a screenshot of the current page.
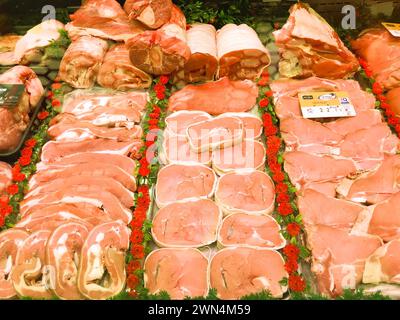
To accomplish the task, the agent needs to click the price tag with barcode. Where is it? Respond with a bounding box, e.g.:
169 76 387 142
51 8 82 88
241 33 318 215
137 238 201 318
0 84 25 109
299 91 356 119
382 22 400 37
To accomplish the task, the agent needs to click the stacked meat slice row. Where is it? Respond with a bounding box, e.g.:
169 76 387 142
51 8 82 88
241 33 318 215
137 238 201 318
0 89 147 300
271 77 400 297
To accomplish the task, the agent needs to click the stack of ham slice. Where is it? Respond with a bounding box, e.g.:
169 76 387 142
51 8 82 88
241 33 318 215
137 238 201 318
274 3 359 79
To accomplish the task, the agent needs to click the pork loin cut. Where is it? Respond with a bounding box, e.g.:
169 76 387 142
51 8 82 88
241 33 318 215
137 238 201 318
127 5 190 75
387 87 400 117
186 116 244 153
273 3 358 79
124 0 173 29
45 222 89 300
284 151 356 191
16 203 110 233
217 24 270 81
0 162 12 195
212 140 266 175
165 110 212 137
172 24 218 84
168 77 258 115
155 164 216 208
40 139 142 163
77 221 130 300
97 44 152 90
352 28 400 90
215 170 275 216
48 114 143 142
11 230 52 299
152 199 221 248
58 36 108 89
363 240 400 284
210 247 287 299
337 155 400 204
218 213 285 249
0 229 29 299
307 225 382 296
144 248 209 299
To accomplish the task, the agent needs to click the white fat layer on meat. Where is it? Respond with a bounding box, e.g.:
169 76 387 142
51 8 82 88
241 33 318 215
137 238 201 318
56 130 93 141
4 255 13 274
87 244 104 281
95 232 105 243
252 276 270 288
251 231 275 247
57 233 69 245
53 246 68 260
92 115 130 126
73 97 109 114
140 6 155 25
62 196 103 208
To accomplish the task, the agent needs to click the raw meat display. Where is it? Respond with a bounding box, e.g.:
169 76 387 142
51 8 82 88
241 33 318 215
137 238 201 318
97 44 152 90
273 3 359 79
66 0 145 41
58 36 108 88
127 5 190 75
352 28 400 89
169 77 258 115
217 24 270 81
124 0 173 29
152 199 221 247
0 162 12 195
172 24 218 84
210 247 287 299
387 87 400 117
144 248 209 299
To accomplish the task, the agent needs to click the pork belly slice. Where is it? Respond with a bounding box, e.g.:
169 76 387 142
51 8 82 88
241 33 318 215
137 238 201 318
0 229 29 299
152 199 222 248
210 247 287 299
165 110 212 137
155 164 217 208
144 248 209 299
124 0 173 29
168 77 258 115
215 170 275 216
218 213 285 250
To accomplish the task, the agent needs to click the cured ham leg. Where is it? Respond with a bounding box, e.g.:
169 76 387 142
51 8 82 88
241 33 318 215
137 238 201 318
172 24 218 85
124 0 173 29
77 221 130 300
45 223 90 300
127 5 190 75
0 229 29 299
217 24 270 81
58 36 108 89
97 44 152 90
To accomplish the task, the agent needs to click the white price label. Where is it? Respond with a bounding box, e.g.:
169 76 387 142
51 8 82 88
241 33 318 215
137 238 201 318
382 22 400 37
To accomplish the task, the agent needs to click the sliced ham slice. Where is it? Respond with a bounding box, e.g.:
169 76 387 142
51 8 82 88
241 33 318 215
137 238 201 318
48 114 143 142
186 116 244 153
172 24 218 84
218 213 285 249
212 140 266 175
77 221 130 300
152 199 221 247
273 3 358 79
11 230 52 299
210 247 287 299
165 110 212 137
0 162 12 195
168 77 258 115
97 44 152 90
215 170 275 216
127 5 190 75
66 0 145 42
40 139 143 163
16 203 110 233
0 229 29 299
387 87 400 117
124 0 173 29
363 240 400 284
45 222 90 300
307 225 382 296
144 248 209 299
155 164 216 208
58 36 108 89
217 24 270 81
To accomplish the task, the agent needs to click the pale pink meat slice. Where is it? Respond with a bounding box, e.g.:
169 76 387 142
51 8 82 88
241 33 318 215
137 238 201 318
155 164 216 207
0 162 12 195
210 247 287 299
307 225 382 296
144 248 209 299
168 77 258 115
152 199 221 247
165 111 212 136
218 213 285 249
218 113 263 140
215 170 275 216
212 139 266 175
